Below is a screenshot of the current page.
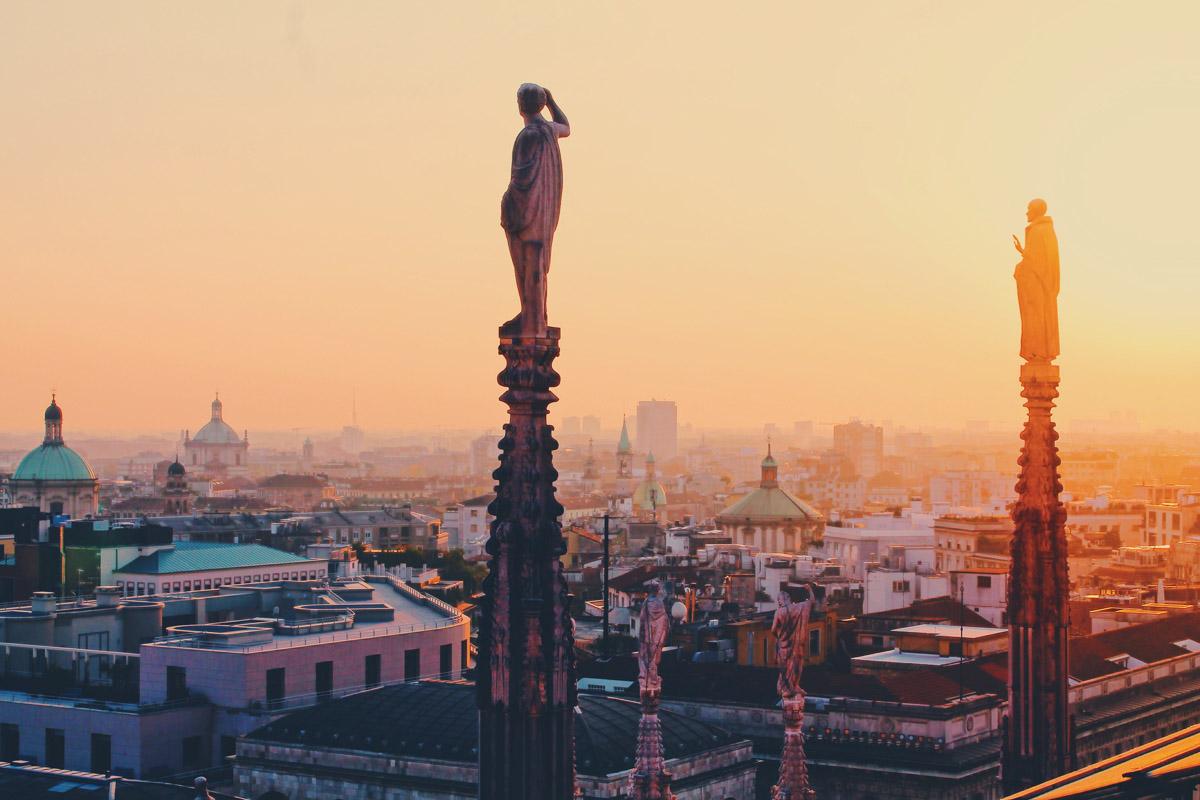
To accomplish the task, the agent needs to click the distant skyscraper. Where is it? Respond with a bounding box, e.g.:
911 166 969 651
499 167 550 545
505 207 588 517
832 421 883 479
581 415 601 436
561 416 582 436
636 400 678 461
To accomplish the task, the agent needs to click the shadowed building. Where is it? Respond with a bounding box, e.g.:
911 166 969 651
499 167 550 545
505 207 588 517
235 681 755 800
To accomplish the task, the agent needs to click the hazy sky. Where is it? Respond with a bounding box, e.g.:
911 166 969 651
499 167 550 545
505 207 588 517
3 2 1198 435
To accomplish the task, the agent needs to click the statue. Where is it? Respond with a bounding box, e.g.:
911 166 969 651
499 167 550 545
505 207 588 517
772 586 812 698
1012 198 1060 362
501 83 570 337
638 580 670 688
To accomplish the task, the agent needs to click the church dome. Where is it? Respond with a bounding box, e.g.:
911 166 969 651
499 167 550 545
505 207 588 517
13 444 96 482
192 394 244 445
168 459 186 477
633 478 668 512
13 397 95 483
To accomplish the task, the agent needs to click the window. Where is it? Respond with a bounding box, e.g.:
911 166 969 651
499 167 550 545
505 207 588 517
183 581 191 591
182 735 205 770
204 580 212 589
45 728 65 769
167 666 188 701
461 640 469 672
977 575 993 589
440 644 453 680
365 654 381 687
91 733 111 774
234 576 242 584
891 581 911 593
147 582 156 594
809 628 821 657
266 668 286 710
405 648 421 682
316 661 333 702
172 581 181 592
273 573 280 580
1 723 18 761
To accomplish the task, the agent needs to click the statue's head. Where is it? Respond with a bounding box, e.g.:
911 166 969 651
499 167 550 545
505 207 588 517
1026 198 1048 222
517 83 546 118
646 578 662 597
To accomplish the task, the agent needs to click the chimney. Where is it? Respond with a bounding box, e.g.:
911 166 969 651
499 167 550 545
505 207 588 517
96 586 122 608
30 592 56 616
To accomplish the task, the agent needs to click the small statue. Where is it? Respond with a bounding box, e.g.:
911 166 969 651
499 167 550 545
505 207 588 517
1012 198 1060 362
501 83 570 337
772 586 813 698
638 580 670 689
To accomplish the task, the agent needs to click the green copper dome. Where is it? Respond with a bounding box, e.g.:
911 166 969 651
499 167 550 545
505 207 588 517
13 443 96 482
12 396 96 483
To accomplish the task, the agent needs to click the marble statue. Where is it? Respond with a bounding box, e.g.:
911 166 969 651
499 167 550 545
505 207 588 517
772 586 813 698
1012 198 1060 362
638 580 670 689
501 83 570 336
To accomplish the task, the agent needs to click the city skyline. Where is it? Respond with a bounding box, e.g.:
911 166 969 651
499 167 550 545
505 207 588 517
4 2 1200 432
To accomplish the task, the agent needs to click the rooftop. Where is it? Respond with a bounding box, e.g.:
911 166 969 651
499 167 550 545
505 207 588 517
116 542 314 575
244 680 742 778
0 763 242 800
1005 722 1200 799
149 577 459 653
893 623 1007 640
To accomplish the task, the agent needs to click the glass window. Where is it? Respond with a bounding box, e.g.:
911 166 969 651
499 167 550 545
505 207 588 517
365 654 382 687
404 649 421 682
0 723 18 761
90 733 111 774
45 728 65 769
147 582 156 594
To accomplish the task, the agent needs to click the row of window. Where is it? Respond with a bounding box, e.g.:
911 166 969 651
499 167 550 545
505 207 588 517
162 642 468 708
117 569 326 595
1148 510 1184 530
0 723 223 774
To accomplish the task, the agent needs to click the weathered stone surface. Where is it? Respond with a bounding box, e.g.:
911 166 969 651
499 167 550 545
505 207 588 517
477 327 575 800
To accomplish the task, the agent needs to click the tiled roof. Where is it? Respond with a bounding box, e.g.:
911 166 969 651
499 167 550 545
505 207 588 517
116 542 311 575
1069 611 1200 680
258 474 329 489
858 596 996 628
717 486 821 522
244 681 741 777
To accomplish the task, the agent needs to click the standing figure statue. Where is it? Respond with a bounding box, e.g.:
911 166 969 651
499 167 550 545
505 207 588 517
772 585 817 800
772 586 813 698
501 83 570 337
1012 198 1060 362
638 580 670 690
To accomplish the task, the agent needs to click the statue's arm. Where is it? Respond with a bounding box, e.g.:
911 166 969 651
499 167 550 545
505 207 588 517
544 89 570 138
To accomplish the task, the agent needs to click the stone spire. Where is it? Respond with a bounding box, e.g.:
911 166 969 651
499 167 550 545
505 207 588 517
477 322 575 799
1003 200 1071 792
1002 360 1072 790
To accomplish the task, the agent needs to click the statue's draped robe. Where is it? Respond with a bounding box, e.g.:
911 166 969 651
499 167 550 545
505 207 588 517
772 600 810 697
501 118 564 269
1015 215 1060 361
638 598 670 686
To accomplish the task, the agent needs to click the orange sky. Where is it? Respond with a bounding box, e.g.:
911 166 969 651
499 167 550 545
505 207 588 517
3 2 1198 434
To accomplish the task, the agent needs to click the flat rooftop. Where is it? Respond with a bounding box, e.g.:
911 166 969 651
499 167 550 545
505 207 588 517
852 649 966 668
150 577 459 652
893 624 1007 640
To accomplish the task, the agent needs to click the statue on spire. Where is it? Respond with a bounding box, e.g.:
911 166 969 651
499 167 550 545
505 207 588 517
772 585 817 800
501 83 570 337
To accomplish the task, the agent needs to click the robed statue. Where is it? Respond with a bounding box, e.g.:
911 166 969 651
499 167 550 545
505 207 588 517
501 83 570 336
638 580 670 690
1012 198 1060 362
772 586 813 698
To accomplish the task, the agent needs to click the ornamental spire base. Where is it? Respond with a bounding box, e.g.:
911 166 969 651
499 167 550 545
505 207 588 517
627 682 675 800
772 694 816 800
477 325 576 800
1002 360 1072 792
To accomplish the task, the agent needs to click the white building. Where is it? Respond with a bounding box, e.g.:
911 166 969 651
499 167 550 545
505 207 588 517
821 527 933 580
862 569 949 615
949 569 1008 626
928 470 1015 514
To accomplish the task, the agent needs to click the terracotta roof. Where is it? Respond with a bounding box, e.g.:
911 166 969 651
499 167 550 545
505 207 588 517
858 596 995 628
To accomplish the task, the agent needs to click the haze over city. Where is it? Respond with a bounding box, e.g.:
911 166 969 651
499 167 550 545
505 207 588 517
5 1 1200 434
